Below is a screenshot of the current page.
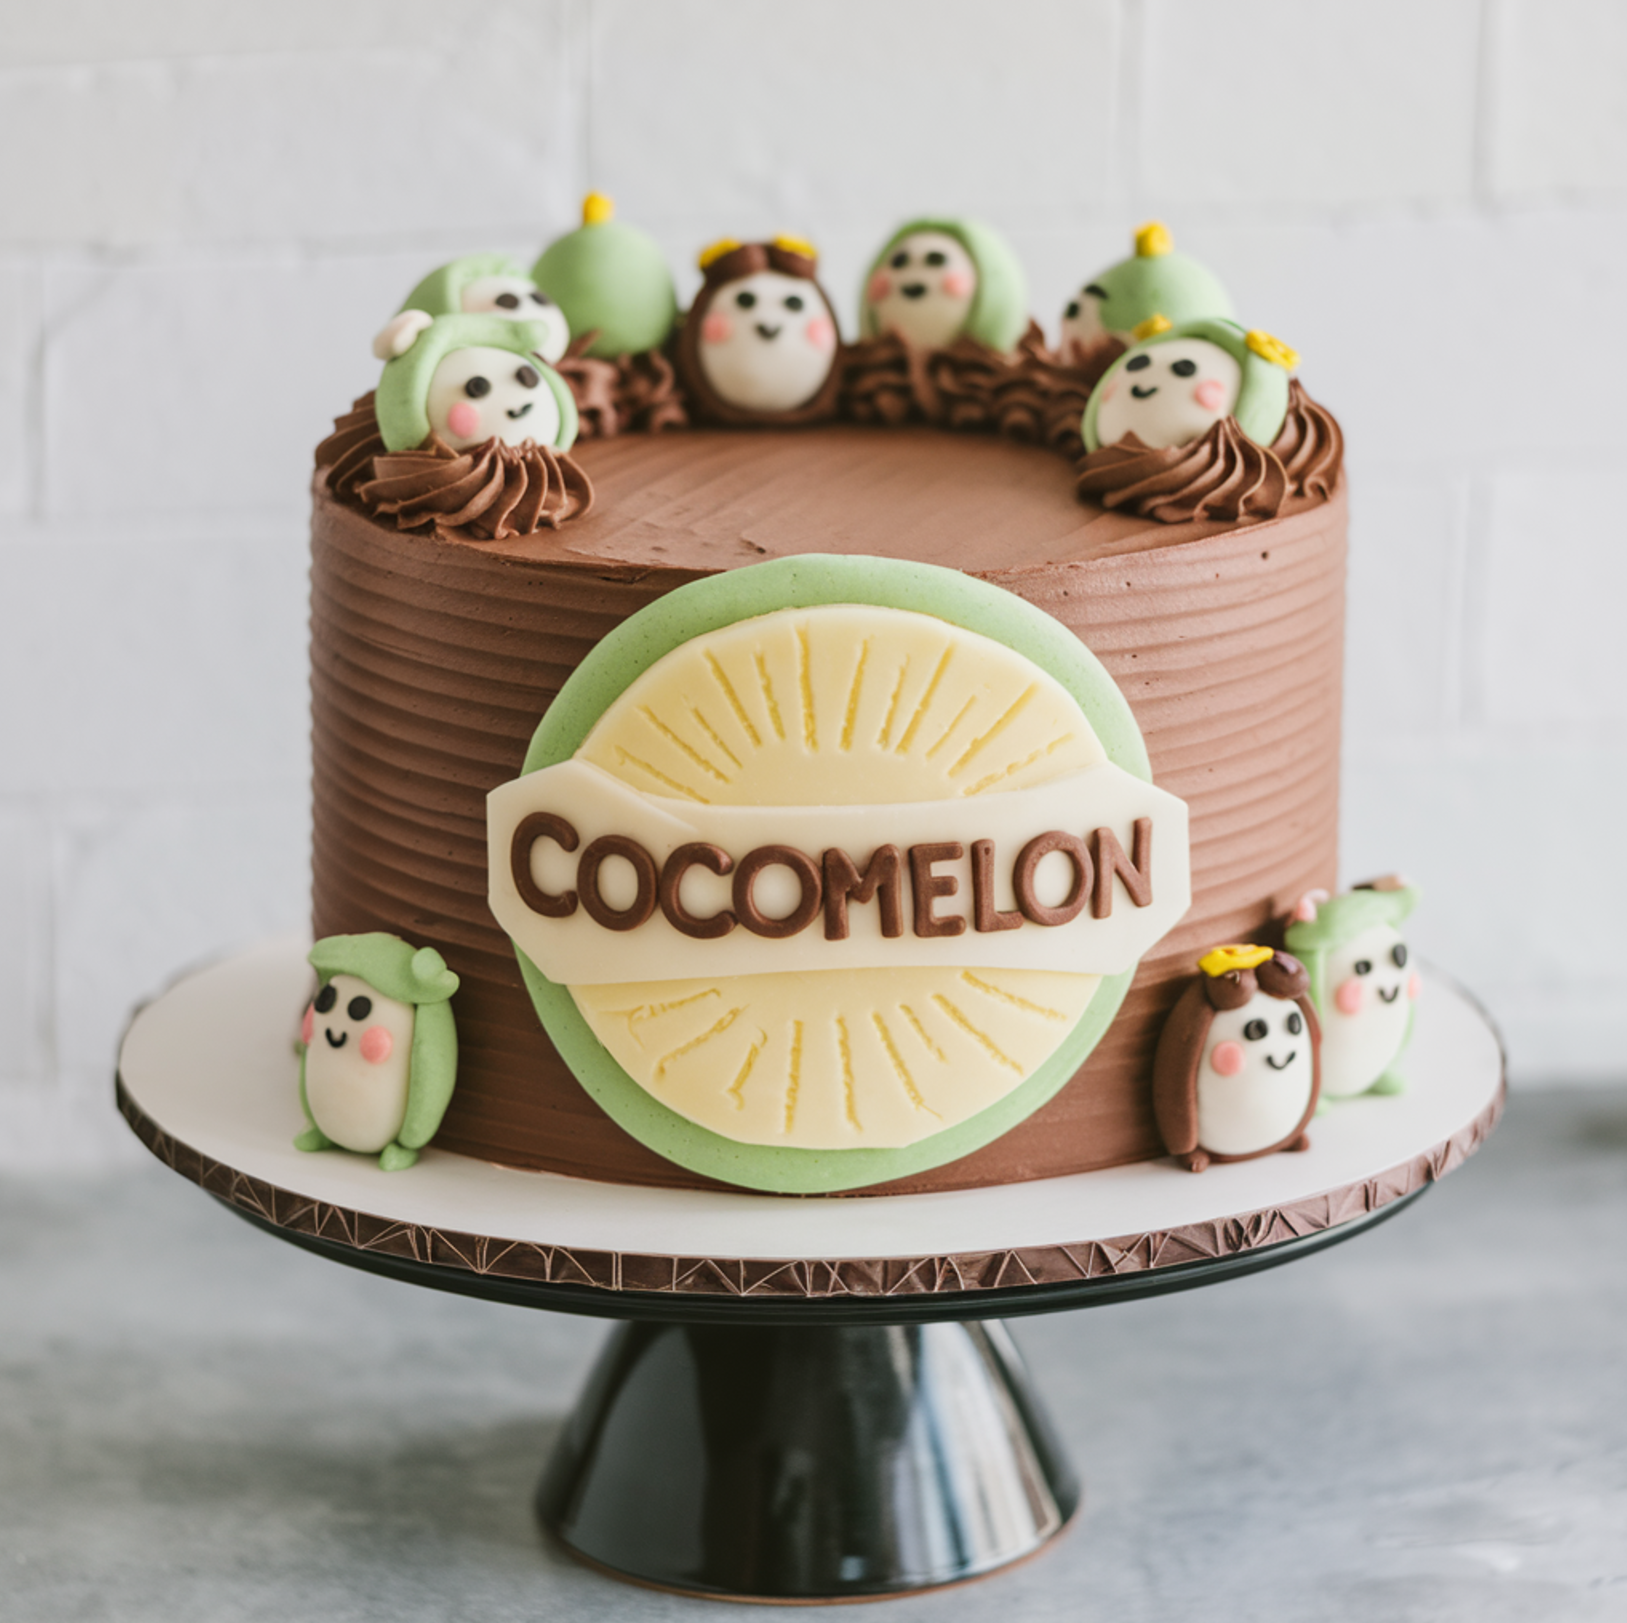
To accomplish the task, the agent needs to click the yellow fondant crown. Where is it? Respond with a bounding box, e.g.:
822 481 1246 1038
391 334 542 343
1135 221 1173 258
1132 313 1172 341
1198 943 1275 977
771 232 818 262
697 237 742 271
1246 329 1300 371
582 192 615 226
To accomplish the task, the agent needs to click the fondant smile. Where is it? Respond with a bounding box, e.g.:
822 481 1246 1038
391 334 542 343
324 1028 348 1049
1378 985 1401 1003
506 402 534 420
754 322 782 340
1265 1051 1296 1070
1130 384 1158 399
900 284 927 299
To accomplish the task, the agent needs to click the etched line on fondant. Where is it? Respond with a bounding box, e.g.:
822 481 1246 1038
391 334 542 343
949 685 1037 779
754 651 786 741
727 1037 765 1109
836 1017 862 1131
895 646 954 754
612 745 711 804
925 696 977 760
870 1011 939 1117
877 659 909 749
931 993 1023 1073
654 1007 744 1079
638 705 732 785
900 1003 948 1062
689 705 744 771
705 653 761 749
840 640 871 753
960 970 1068 1022
797 625 817 751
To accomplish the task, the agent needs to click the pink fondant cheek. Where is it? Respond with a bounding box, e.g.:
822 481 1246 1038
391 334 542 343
1210 1040 1246 1077
301 1005 314 1046
701 312 733 344
359 1025 394 1065
867 272 892 303
941 269 973 298
1101 380 1117 402
804 315 835 352
1408 972 1422 1001
1193 379 1227 412
1335 978 1365 1015
446 400 482 439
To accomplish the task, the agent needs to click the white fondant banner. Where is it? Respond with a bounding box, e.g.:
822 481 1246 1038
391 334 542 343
489 760 1190 986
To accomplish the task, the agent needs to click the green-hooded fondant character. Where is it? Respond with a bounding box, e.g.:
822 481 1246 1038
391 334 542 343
1081 317 1296 453
374 252 570 365
1060 222 1233 360
1285 879 1421 1100
296 933 460 1171
374 313 579 454
532 193 679 360
860 217 1028 353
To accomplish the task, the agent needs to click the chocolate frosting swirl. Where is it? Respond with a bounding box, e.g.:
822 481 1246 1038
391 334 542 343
314 392 594 540
1272 377 1345 500
558 338 690 439
1075 419 1290 525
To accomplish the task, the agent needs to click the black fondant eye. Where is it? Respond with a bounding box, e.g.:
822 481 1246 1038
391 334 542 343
1354 959 1373 976
1286 1010 1304 1036
1170 358 1198 377
347 995 372 1022
784 293 805 312
1392 942 1409 969
735 290 757 310
314 984 337 1014
464 375 492 399
515 364 540 388
889 250 909 269
924 250 948 268
495 292 521 310
529 290 552 306
1126 354 1152 372
1084 284 1108 300
1065 300 1080 319
1243 1018 1268 1041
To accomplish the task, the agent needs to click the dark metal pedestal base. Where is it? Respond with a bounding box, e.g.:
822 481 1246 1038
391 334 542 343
538 1320 1079 1603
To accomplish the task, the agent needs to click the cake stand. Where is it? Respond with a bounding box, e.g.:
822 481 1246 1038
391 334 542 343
116 937 1503 1604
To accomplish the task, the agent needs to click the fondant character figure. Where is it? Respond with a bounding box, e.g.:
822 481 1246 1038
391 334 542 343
1153 945 1321 1173
296 933 460 1171
1285 877 1420 1099
1082 319 1296 453
532 193 680 360
373 313 580 453
375 253 570 364
860 217 1029 353
677 237 842 424
1059 221 1234 364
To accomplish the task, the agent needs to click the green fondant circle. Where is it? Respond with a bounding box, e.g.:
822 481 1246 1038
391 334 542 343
532 221 678 359
1090 250 1234 337
1080 317 1291 454
513 555 1155 1194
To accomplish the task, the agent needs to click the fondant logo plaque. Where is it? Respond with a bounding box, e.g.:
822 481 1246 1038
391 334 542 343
488 556 1191 1193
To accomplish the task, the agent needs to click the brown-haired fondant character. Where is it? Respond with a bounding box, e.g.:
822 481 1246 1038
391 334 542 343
676 236 842 426
1153 944 1320 1173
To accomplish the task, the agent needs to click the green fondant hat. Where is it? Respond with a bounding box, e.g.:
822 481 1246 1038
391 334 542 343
374 313 579 453
860 216 1029 352
399 252 529 318
1284 881 1419 1014
532 193 678 359
1083 222 1234 338
309 932 460 1006
1081 317 1295 452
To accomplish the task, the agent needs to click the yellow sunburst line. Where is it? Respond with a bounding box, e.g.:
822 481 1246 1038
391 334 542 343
900 1004 947 1063
784 1020 804 1133
895 646 954 755
726 1036 765 1110
872 1012 940 1117
797 625 817 751
840 639 870 752
689 704 743 770
877 659 909 748
925 696 977 760
931 993 1024 1073
963 733 1075 797
836 1017 862 1130
654 1007 745 1078
755 651 786 741
600 987 723 1046
948 684 1038 779
705 653 761 749
960 970 1068 1021
613 747 711 803
638 706 732 784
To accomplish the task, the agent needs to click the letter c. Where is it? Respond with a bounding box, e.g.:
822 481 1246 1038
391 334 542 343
511 812 579 918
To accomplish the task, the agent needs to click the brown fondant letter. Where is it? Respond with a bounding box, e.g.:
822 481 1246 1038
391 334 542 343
734 845 823 940
577 835 659 932
511 812 579 919
822 845 904 941
1014 832 1092 927
971 839 1023 933
910 842 967 938
1090 818 1154 919
659 843 736 940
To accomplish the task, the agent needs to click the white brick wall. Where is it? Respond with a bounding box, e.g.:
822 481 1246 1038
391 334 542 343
4 0 1624 1165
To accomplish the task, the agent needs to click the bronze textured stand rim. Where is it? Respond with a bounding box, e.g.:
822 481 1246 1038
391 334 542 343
115 1072 1502 1314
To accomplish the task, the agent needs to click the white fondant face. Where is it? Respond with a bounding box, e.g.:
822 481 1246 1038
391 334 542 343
302 973 416 1154
1060 285 1109 354
1195 991 1314 1157
460 275 570 362
1320 923 1415 1098
1094 339 1241 451
866 231 977 349
425 345 562 450
697 270 837 413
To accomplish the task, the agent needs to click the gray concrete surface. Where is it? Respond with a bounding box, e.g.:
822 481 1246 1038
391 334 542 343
3 1086 1625 1621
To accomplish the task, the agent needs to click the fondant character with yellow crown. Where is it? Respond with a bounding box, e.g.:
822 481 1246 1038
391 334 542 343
1060 222 1234 370
1152 945 1321 1172
675 236 843 425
